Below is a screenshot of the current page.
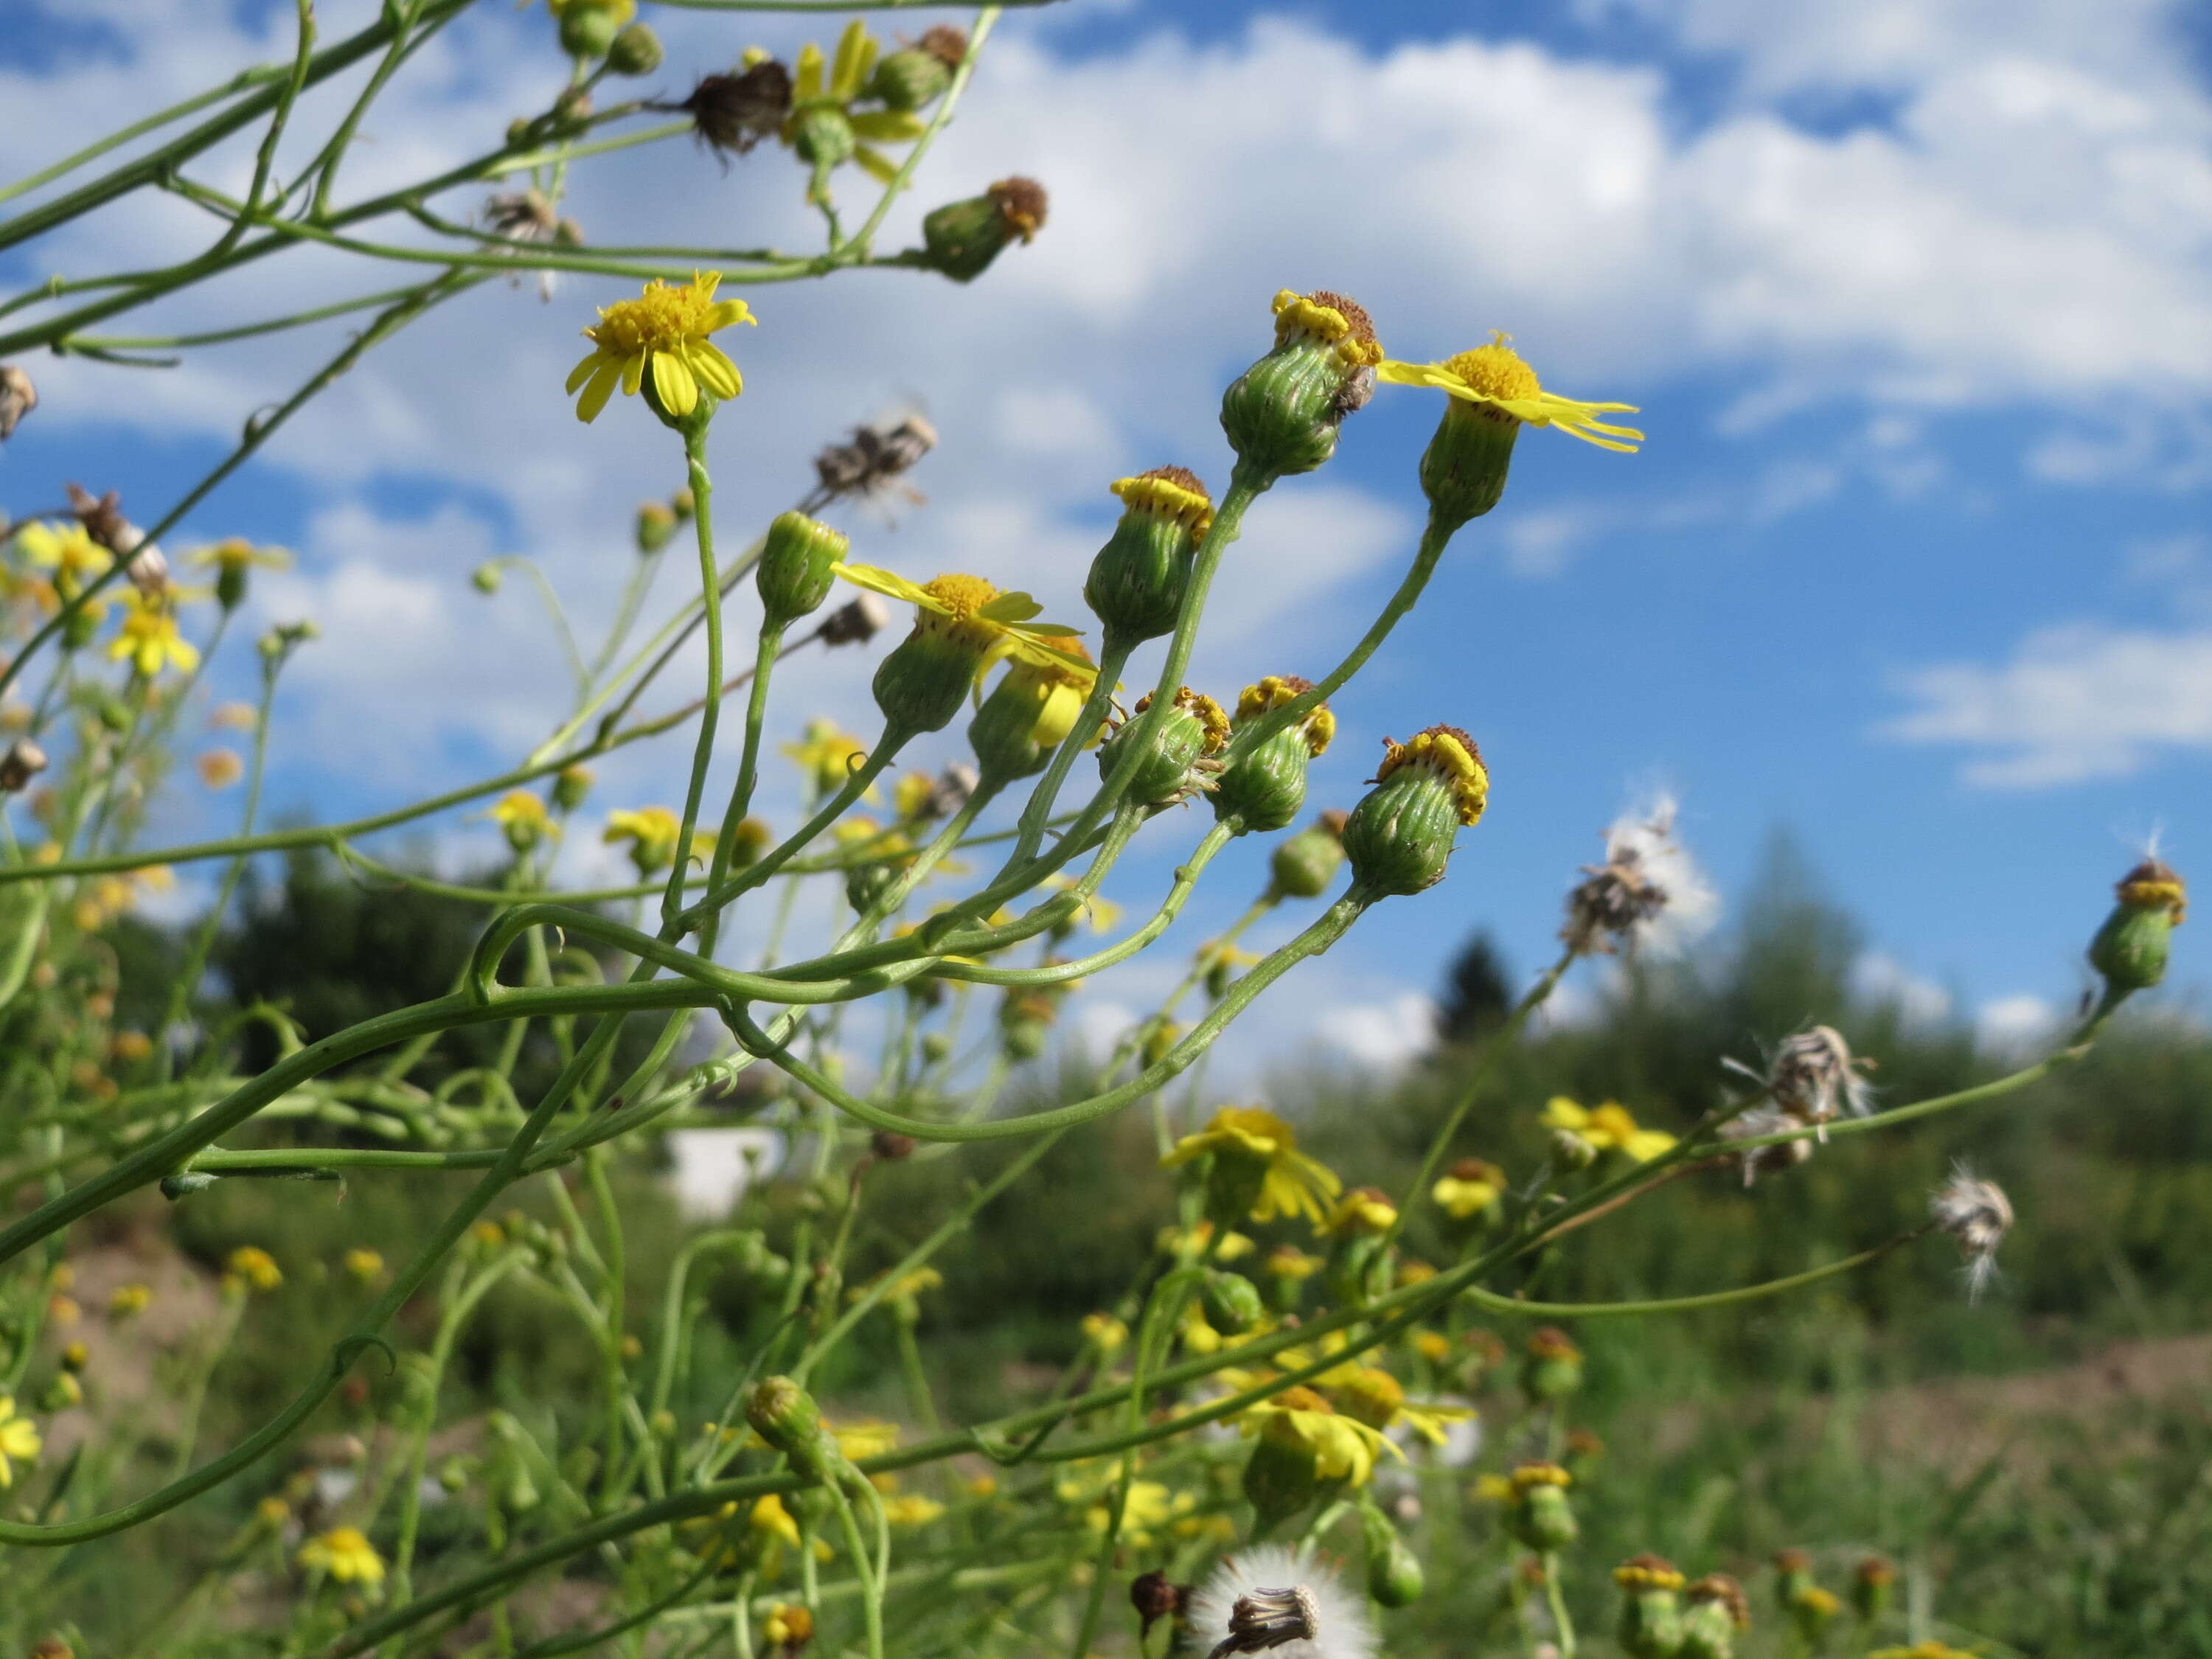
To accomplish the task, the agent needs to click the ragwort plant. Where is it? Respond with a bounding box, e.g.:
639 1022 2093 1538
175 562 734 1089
0 4 2188 1656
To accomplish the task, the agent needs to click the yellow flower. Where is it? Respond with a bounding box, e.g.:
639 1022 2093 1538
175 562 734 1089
1161 1106 1343 1227
1264 1244 1323 1281
1085 1480 1193 1545
1373 726 1489 827
751 1492 802 1548
298 1525 385 1585
604 805 684 872
196 749 244 790
1413 1329 1453 1364
110 592 199 678
227 1245 282 1292
1541 1096 1675 1162
1080 1312 1128 1354
1180 1301 1223 1354
111 1029 153 1064
892 770 936 820
764 1604 814 1649
832 564 1090 678
344 1248 385 1283
788 21 928 188
1377 333 1642 451
0 1397 41 1487
1243 1385 1399 1486
1321 1363 1475 1447
854 1266 942 1304
13 521 110 595
832 1419 900 1461
490 790 555 837
966 1474 998 1499
882 1493 945 1526
1432 1156 1506 1220
781 719 880 801
108 1283 153 1319
1320 1186 1399 1239
1155 1221 1254 1261
566 272 754 424
1197 939 1265 973
1270 289 1385 372
187 537 292 578
1472 1472 1514 1503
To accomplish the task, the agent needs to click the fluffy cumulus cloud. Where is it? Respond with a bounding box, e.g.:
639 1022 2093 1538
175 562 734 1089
1882 624 2212 787
1315 990 1439 1071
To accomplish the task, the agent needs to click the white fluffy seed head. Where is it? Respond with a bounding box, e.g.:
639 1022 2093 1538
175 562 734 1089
1188 1545 1377 1659
1561 794 1719 959
1930 1164 2013 1301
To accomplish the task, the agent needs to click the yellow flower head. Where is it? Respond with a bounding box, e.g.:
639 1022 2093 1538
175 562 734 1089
1432 1156 1506 1220
1161 1105 1343 1226
883 1493 945 1526
110 592 199 679
490 790 555 838
1615 1554 1687 1592
764 1603 815 1649
0 1397 42 1488
832 563 1091 678
1321 1186 1399 1239
344 1248 385 1283
1235 674 1335 757
1110 467 1214 540
13 521 110 594
831 1418 900 1461
788 21 927 187
1264 1243 1323 1281
1322 1363 1475 1447
566 272 754 424
1378 332 1642 452
227 1245 282 1292
1413 1329 1453 1364
108 1282 153 1319
995 636 1102 748
1509 1461 1572 1495
196 749 245 790
751 1492 802 1547
604 805 684 872
1155 1221 1254 1261
1245 1384 1399 1486
188 538 293 577
1080 1311 1128 1354
782 719 880 801
1271 288 1385 372
299 1525 386 1585
1372 726 1488 827
1540 1096 1675 1162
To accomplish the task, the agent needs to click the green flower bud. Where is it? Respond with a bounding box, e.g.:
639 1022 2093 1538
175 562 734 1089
1850 1557 1893 1623
1085 467 1212 643
920 1032 953 1065
555 0 632 60
471 561 504 594
1680 1576 1749 1659
1098 686 1229 806
62 607 101 651
634 501 678 554
1615 1556 1688 1659
869 26 964 109
757 511 847 627
792 105 855 170
1217 675 1335 833
1787 1584 1840 1647
1520 1326 1584 1403
1240 1392 1329 1533
1770 1550 1812 1610
1200 1270 1265 1333
969 644 1099 783
870 574 1012 736
1340 725 1489 898
724 815 771 870
552 764 592 813
215 565 248 610
38 1371 82 1413
2089 857 2185 997
1361 1505 1426 1607
437 1455 472 1495
746 1377 841 1482
845 859 896 914
1508 1464 1577 1552
1220 288 1382 478
1269 811 1349 900
95 692 132 734
606 21 663 76
920 177 1047 283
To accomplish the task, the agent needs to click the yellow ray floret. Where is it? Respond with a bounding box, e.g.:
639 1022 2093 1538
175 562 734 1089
567 272 754 424
1377 332 1642 451
1161 1105 1343 1225
832 563 1092 677
1374 725 1489 826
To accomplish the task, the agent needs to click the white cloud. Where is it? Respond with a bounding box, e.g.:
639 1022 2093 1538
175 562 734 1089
1976 991 2060 1056
1851 950 1953 1025
1315 990 1437 1071
1881 622 2212 786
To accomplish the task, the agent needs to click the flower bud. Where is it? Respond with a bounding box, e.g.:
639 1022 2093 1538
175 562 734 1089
554 764 594 813
1520 1326 1583 1403
870 27 964 109
1786 1585 1840 1646
1220 288 1382 478
746 1377 842 1482
1217 676 1334 833
998 992 1056 1062
1851 1557 1893 1622
1241 1388 1329 1531
1680 1575 1750 1659
1085 468 1212 643
0 740 47 793
1269 810 1348 900
606 21 663 75
2089 856 2185 998
870 574 1014 735
472 561 504 595
757 512 847 627
1615 1554 1688 1659
920 178 1048 283
1508 1464 1577 1552
1340 726 1489 897
724 815 771 870
634 501 678 554
1098 687 1228 806
792 106 857 173
0 364 37 440
1361 1504 1426 1607
556 0 632 60
1200 1269 1265 1333
969 643 1099 782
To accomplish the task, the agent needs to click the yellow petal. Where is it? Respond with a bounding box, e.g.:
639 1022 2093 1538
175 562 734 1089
620 351 647 398
576 358 622 422
689 343 742 400
566 349 607 394
852 145 900 186
794 41 824 101
706 299 756 330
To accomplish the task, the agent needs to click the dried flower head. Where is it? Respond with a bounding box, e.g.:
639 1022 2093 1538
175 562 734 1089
1189 1545 1377 1659
678 60 793 159
481 188 582 299
1720 1105 1815 1187
0 364 37 440
1561 794 1718 958
806 414 938 513
817 593 891 646
1930 1164 2012 1300
1725 1025 1874 1141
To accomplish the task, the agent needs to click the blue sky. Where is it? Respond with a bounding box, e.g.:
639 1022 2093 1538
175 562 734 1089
4 0 2210 1074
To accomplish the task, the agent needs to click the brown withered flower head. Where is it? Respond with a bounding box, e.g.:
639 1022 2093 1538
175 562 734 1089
0 364 37 440
804 413 938 514
677 60 793 160
815 593 892 647
1130 1569 1186 1638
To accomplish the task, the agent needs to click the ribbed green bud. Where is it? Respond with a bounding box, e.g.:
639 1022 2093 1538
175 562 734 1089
969 650 1096 783
1680 1577 1749 1659
606 21 663 75
1270 812 1348 900
1511 1470 1578 1552
63 607 101 650
1085 468 1212 642
1340 725 1488 898
2089 858 2185 996
845 859 895 914
1217 678 1333 833
745 1377 841 1481
870 45 953 111
757 511 846 627
635 501 678 554
872 630 984 736
553 764 593 813
215 565 248 610
1786 1584 1840 1646
555 0 629 59
792 105 856 170
920 177 1047 282
1098 687 1228 806
1520 1326 1584 1403
998 992 1055 1062
1770 1551 1812 1611
1418 397 1521 531
1200 1269 1265 1333
1361 1504 1426 1606
1220 289 1381 478
1615 1557 1688 1659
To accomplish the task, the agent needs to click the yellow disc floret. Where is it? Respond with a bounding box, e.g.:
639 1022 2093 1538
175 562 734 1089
1374 725 1489 826
1271 288 1384 369
566 272 754 423
2116 857 2187 922
1509 1461 1572 1495
1235 675 1335 757
1615 1554 1688 1592
1378 331 1643 451
1110 467 1214 538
